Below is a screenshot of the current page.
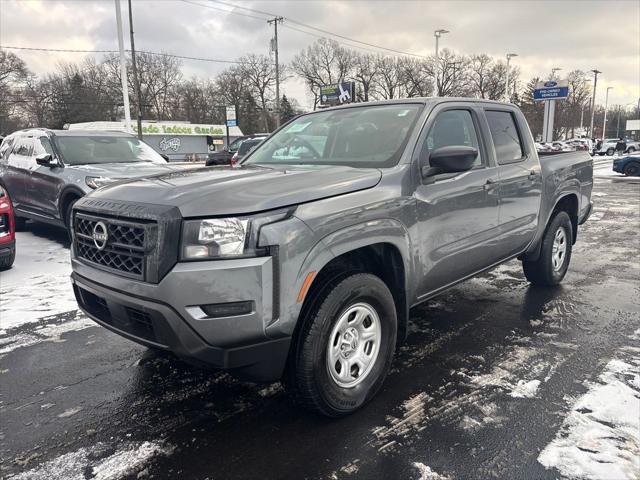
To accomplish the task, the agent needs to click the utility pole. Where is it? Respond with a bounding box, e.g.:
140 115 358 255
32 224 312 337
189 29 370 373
434 29 449 96
128 0 143 139
114 0 132 133
589 69 601 139
504 53 518 101
268 16 283 129
616 105 621 138
602 86 613 142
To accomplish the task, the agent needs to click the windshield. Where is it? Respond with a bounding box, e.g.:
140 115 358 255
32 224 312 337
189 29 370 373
54 136 166 165
238 139 263 155
244 104 422 168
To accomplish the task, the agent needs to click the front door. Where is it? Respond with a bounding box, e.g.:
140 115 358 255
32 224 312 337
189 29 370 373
27 136 65 219
414 107 501 299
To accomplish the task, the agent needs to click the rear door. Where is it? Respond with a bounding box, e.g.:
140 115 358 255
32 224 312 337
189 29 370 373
414 104 502 298
485 109 542 258
2 136 32 210
27 136 65 219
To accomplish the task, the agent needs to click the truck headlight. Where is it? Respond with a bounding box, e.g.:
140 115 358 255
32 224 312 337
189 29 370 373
182 218 249 259
86 176 117 189
180 210 292 261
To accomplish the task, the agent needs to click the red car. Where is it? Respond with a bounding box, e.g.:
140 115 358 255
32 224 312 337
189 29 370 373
0 186 16 269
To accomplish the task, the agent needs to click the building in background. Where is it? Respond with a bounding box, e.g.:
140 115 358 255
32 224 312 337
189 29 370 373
66 121 244 162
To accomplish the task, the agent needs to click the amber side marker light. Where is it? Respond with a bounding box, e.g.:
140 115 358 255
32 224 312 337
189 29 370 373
297 271 315 303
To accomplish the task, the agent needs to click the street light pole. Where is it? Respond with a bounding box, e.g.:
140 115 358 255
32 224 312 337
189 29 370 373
589 69 601 138
114 0 131 133
504 53 518 101
128 0 143 140
433 29 449 96
602 86 613 142
551 67 562 79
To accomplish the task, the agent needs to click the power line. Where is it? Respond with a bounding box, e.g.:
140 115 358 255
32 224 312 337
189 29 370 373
208 0 429 59
0 45 243 65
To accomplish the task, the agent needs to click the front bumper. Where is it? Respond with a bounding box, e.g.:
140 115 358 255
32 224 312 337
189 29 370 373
71 255 291 381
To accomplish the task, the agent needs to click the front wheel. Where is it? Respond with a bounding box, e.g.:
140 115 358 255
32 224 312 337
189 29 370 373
606 148 615 156
284 273 397 417
623 161 640 177
523 211 573 286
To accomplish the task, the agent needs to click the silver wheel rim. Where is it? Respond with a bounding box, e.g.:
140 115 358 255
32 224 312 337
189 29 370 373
326 302 381 388
552 227 567 271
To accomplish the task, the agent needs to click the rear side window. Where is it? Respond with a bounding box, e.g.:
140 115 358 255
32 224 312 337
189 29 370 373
13 137 33 156
486 111 524 164
0 137 14 163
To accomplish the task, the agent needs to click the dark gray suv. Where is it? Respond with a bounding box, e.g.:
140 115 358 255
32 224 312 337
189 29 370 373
0 129 179 233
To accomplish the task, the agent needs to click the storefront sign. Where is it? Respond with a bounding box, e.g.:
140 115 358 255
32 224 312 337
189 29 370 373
133 123 225 135
159 137 181 152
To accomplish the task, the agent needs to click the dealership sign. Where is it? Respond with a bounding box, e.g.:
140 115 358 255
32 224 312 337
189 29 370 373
226 106 237 127
320 82 356 106
533 80 569 100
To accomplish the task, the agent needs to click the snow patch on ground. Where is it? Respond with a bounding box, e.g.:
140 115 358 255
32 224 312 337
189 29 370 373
7 441 173 480
538 349 640 480
508 379 541 398
413 462 452 480
0 312 94 355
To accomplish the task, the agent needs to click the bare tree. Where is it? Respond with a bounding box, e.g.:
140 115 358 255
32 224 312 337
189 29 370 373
353 53 378 102
291 38 355 109
239 54 277 131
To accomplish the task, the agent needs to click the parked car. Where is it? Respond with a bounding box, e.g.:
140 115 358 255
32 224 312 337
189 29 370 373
613 155 640 176
0 185 16 269
230 137 265 165
594 138 638 156
535 142 552 152
0 129 180 234
624 140 640 153
70 98 593 416
206 133 270 166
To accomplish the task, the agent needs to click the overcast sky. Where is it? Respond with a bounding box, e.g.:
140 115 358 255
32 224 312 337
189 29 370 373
1 0 638 111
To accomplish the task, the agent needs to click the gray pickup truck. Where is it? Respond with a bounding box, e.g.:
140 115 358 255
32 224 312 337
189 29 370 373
70 99 593 416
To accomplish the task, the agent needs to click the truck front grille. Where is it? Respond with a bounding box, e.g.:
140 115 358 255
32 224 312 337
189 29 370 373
74 213 152 280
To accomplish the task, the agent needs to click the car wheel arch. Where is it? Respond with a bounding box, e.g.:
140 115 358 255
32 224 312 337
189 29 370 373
59 187 84 222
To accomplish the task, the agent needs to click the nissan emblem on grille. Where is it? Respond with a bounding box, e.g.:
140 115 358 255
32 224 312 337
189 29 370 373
92 221 109 250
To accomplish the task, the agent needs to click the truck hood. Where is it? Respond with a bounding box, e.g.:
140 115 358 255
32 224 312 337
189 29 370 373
88 165 382 217
66 162 181 178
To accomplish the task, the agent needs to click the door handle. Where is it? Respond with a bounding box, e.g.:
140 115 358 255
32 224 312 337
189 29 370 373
528 171 539 181
483 179 498 191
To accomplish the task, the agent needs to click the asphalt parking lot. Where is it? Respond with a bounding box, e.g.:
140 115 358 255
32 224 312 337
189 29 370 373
1 159 638 480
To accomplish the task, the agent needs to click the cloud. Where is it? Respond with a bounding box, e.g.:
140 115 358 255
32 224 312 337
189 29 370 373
1 0 638 109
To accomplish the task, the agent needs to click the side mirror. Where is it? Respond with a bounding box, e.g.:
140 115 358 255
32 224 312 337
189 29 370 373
35 153 57 167
422 146 478 178
160 153 170 162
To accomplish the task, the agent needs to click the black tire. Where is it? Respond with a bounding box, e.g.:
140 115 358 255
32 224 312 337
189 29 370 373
284 273 397 417
63 198 79 238
606 148 615 156
0 248 15 270
627 147 636 153
523 211 573 286
623 161 640 177
13 216 27 231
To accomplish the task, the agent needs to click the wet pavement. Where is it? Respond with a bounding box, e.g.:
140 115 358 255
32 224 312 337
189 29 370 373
1 163 639 479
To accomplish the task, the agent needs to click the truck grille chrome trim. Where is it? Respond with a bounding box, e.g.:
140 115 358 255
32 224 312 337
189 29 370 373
74 212 153 280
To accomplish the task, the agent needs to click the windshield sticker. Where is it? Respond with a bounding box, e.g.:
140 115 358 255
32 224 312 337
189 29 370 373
286 121 312 133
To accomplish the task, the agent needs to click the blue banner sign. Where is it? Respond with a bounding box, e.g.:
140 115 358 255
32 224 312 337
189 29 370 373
319 82 356 106
533 80 569 101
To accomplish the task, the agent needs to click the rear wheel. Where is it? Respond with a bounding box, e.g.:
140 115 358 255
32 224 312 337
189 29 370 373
284 273 397 417
606 148 615 156
13 216 26 231
623 161 640 177
523 211 573 286
627 147 636 153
